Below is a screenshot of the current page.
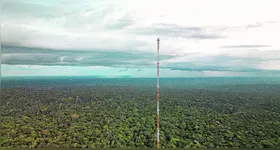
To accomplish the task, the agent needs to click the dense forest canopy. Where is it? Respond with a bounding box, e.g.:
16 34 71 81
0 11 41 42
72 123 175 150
1 81 280 148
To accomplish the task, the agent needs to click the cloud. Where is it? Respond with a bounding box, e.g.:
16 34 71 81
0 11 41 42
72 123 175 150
1 0 280 77
58 56 67 62
259 60 280 70
160 52 280 73
3 64 280 77
245 22 263 28
117 75 132 78
221 45 271 48
118 68 128 72
168 66 280 73
3 45 280 76
1 0 57 18
75 57 84 61
1 46 174 67
129 24 226 39
105 14 135 30
2 0 279 52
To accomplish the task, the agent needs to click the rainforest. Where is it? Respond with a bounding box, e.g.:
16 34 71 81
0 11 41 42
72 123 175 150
1 77 280 148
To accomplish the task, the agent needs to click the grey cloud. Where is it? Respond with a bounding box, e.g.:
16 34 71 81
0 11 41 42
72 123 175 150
118 68 128 72
129 24 226 39
267 21 277 24
117 75 132 78
62 5 116 30
59 3 136 31
1 20 150 51
2 46 280 74
105 14 135 30
209 52 278 62
1 45 80 53
2 53 58 65
245 21 277 28
1 0 64 19
1 25 35 47
1 46 174 68
2 0 134 35
245 22 262 28
163 57 280 73
222 45 271 48
189 34 225 39
168 66 280 73
160 53 280 73
130 22 270 40
1 24 70 49
218 21 275 32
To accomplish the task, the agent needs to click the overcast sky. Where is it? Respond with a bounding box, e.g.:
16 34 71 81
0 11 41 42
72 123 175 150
1 0 280 77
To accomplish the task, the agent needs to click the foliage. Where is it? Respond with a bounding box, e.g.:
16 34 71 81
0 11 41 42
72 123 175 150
1 85 280 148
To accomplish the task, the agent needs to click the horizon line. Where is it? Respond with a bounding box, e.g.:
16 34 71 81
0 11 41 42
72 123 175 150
2 76 280 78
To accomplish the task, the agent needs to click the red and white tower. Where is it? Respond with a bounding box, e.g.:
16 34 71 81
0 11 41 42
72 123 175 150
156 38 160 148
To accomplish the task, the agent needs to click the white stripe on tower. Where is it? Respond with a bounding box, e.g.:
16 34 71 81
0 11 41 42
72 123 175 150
156 38 160 148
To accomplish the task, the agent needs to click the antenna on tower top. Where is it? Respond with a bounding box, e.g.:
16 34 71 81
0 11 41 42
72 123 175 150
156 38 160 148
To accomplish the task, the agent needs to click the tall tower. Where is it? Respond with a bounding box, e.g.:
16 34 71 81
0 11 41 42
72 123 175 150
156 38 160 148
